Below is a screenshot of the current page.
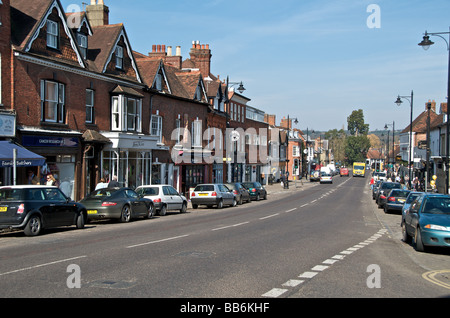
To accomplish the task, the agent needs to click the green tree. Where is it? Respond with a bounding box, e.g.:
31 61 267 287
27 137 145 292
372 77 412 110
345 109 370 163
347 109 369 136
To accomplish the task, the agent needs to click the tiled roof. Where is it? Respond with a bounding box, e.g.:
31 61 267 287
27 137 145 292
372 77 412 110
401 110 444 133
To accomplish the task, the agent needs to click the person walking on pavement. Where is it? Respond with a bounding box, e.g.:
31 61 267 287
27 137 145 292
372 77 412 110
108 175 120 188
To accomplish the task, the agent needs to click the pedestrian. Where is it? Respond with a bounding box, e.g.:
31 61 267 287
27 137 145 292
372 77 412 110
46 174 58 187
27 170 39 185
95 178 108 190
108 175 120 188
369 176 375 190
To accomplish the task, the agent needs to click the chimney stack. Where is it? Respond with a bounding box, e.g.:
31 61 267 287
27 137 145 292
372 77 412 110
189 40 212 77
86 0 109 27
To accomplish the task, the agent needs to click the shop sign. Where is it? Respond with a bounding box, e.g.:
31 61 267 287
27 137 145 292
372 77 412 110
22 136 79 148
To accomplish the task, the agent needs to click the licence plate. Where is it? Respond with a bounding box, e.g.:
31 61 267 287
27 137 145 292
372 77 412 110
198 193 208 196
0 207 7 212
87 210 98 215
398 199 405 203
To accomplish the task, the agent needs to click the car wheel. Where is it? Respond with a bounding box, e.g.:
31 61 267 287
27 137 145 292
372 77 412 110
401 221 411 243
159 204 167 216
217 200 223 209
414 227 426 252
146 204 154 219
256 194 260 201
238 196 243 205
120 205 131 223
76 212 85 229
232 198 237 207
263 192 267 200
24 215 41 236
180 202 187 213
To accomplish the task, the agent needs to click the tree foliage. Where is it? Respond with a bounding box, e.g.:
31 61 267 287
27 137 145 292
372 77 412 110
345 109 370 164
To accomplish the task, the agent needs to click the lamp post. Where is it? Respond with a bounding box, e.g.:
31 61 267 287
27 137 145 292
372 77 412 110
395 91 414 183
385 121 395 167
224 76 245 183
418 28 450 193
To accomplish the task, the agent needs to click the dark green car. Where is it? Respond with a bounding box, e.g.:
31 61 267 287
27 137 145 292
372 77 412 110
242 182 267 201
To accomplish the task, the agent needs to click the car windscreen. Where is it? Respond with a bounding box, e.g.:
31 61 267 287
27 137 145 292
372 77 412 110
86 188 119 199
382 183 401 189
423 197 450 214
390 190 410 198
406 193 421 204
194 185 215 192
0 189 24 201
136 187 159 196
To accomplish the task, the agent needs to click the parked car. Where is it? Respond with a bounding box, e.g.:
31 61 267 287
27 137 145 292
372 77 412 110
310 170 321 182
191 184 236 209
401 193 450 252
320 172 333 184
384 189 410 213
340 167 349 177
372 180 382 200
0 185 87 236
242 182 267 201
376 182 402 208
401 191 423 217
135 185 187 215
225 183 251 205
80 188 154 222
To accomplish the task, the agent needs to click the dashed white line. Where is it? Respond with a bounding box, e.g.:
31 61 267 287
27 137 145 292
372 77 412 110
283 279 304 287
262 288 288 298
259 213 279 220
0 256 87 277
299 271 318 279
211 222 250 231
300 204 309 208
285 208 297 213
127 234 190 248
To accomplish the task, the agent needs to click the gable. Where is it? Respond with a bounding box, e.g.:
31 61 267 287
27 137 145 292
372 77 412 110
102 27 142 83
23 0 86 68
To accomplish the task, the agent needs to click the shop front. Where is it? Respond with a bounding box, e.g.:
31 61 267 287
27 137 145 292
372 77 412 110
19 131 82 200
101 132 159 189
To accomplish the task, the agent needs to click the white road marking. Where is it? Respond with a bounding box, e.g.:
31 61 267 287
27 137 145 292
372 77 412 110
127 234 190 248
0 256 87 277
260 213 279 220
311 265 329 271
211 222 250 231
299 271 318 279
262 288 289 298
285 208 297 213
283 279 304 287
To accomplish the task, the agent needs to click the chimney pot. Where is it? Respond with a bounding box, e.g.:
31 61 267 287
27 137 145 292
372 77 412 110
152 45 156 53
167 46 172 56
176 46 181 56
162 45 166 53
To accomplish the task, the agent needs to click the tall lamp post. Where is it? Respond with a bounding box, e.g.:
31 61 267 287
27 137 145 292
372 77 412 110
418 28 450 193
395 91 414 183
385 122 395 168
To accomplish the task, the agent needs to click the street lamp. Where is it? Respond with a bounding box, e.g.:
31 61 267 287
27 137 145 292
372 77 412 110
395 91 414 184
419 28 450 193
385 121 395 167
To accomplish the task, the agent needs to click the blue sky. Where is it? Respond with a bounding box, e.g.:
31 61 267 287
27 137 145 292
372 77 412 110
61 0 450 133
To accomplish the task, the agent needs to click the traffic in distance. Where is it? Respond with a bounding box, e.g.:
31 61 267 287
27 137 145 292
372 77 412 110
1 163 449 256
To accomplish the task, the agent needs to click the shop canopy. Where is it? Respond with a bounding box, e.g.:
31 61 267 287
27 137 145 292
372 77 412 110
0 141 45 168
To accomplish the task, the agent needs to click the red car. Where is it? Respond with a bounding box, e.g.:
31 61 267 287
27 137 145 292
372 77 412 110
340 167 349 177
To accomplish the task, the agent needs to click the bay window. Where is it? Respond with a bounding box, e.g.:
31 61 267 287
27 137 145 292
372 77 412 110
111 95 142 132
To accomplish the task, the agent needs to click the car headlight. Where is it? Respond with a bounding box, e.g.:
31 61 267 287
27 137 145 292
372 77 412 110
424 224 450 232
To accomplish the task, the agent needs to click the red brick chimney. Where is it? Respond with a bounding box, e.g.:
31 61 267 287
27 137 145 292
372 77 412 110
426 99 436 113
189 41 212 77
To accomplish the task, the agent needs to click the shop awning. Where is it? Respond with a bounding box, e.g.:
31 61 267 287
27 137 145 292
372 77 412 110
0 141 45 168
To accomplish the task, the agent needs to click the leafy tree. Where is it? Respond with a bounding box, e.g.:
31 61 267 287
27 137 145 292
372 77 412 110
345 109 370 163
347 109 369 136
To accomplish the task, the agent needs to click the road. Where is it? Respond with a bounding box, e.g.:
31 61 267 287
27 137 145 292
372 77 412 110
0 175 449 305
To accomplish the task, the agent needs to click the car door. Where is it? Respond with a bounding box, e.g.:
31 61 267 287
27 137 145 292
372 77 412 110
43 188 77 226
219 184 233 205
125 189 147 217
406 196 423 234
167 186 183 210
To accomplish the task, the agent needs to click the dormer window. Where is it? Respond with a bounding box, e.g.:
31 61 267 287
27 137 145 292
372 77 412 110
77 33 88 60
115 46 123 69
47 20 59 49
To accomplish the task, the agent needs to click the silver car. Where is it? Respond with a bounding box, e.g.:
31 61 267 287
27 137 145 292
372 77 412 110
190 184 236 209
135 185 187 215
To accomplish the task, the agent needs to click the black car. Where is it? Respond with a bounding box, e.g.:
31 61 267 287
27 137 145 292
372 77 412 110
376 182 402 208
242 182 267 201
384 189 410 213
0 185 87 236
225 183 251 205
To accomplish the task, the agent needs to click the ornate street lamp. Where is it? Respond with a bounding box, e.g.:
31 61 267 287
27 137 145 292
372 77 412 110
419 28 450 193
395 91 414 184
